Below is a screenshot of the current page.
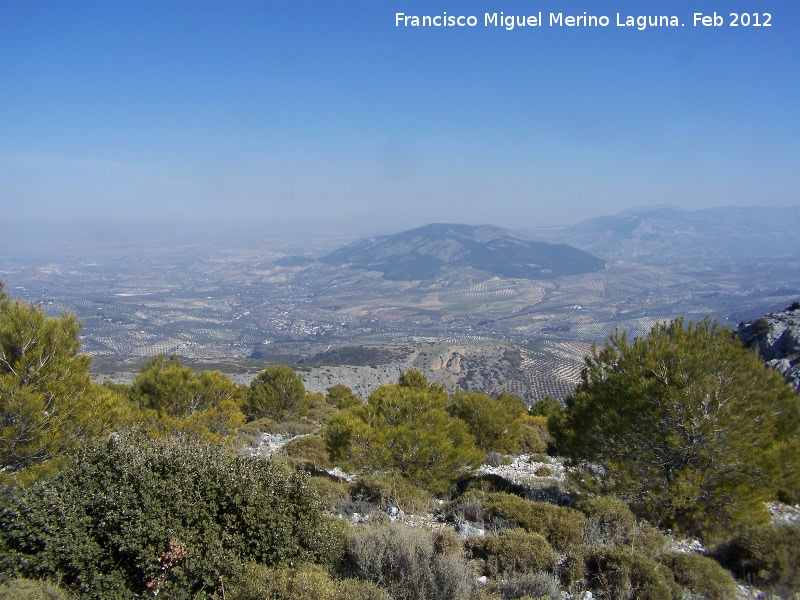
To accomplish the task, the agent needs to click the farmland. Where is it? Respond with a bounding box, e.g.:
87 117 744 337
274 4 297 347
2 215 798 402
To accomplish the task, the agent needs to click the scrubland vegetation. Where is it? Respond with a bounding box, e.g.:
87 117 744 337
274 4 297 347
1 281 799 599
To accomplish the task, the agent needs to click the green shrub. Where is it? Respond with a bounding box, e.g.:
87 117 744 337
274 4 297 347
432 528 464 557
514 415 550 454
346 523 470 600
466 529 556 576
659 551 737 600
483 493 585 553
283 434 333 470
584 547 673 600
352 473 435 515
466 590 503 600
560 547 587 587
326 384 363 410
577 496 636 547
713 523 800 596
302 392 338 425
529 396 563 420
309 476 353 512
336 578 392 600
276 419 317 437
0 431 343 599
228 562 339 600
0 579 72 599
452 489 489 523
229 562 392 600
630 523 668 559
494 571 561 599
238 416 279 436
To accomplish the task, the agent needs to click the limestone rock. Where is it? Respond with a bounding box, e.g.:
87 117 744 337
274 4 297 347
737 302 800 392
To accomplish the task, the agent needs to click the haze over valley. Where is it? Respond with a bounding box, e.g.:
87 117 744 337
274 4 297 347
2 205 798 402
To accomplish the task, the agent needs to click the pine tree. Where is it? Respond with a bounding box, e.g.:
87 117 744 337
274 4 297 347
130 354 244 442
325 371 482 494
244 365 307 421
0 282 129 479
552 317 800 538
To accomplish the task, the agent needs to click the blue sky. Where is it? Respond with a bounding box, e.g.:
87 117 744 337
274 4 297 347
1 0 798 238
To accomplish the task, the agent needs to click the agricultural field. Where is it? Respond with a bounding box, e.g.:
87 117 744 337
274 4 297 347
3 219 798 401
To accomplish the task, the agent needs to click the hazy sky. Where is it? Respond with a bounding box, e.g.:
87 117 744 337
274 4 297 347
1 0 798 238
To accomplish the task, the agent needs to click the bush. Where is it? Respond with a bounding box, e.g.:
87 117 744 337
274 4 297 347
352 473 435 515
228 562 340 600
529 396 563 419
276 419 317 437
494 571 561 600
283 434 333 470
453 490 489 524
346 523 470 600
483 493 585 553
584 547 673 600
577 497 636 547
466 529 556 576
228 562 391 600
305 396 340 426
713 523 800 596
560 547 587 587
433 528 464 557
336 578 392 600
514 415 550 454
0 579 72 599
0 431 344 599
129 356 246 444
238 417 279 436
309 476 353 512
659 552 737 600
466 590 503 600
485 451 504 467
327 384 363 410
630 523 668 559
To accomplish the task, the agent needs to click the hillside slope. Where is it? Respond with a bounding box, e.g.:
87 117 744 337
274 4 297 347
321 223 605 281
525 206 800 264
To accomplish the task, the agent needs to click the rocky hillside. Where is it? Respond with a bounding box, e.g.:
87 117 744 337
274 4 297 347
322 223 605 281
737 301 800 392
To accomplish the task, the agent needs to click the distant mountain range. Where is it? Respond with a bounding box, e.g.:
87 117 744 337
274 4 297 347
321 223 605 281
524 206 800 265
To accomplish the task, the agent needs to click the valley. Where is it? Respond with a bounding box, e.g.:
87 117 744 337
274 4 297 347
2 207 798 402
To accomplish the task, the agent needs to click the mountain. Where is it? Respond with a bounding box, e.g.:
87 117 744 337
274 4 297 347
524 206 800 264
321 223 605 281
737 301 800 392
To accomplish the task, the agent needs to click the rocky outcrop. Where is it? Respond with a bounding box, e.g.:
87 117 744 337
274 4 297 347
737 302 800 392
